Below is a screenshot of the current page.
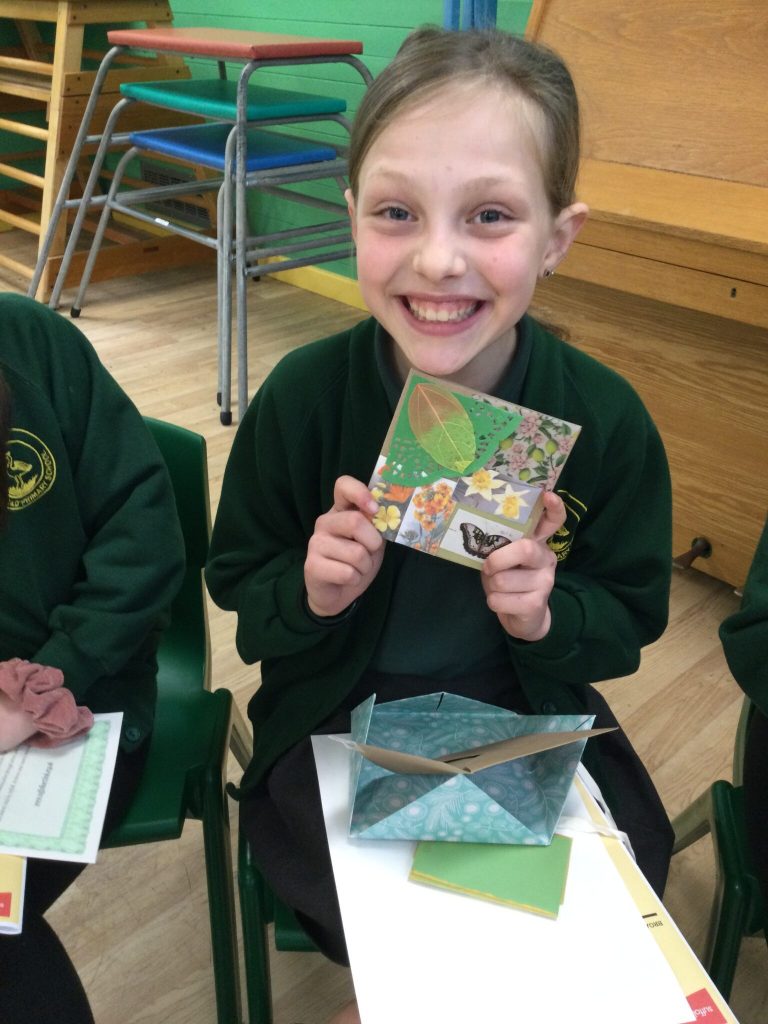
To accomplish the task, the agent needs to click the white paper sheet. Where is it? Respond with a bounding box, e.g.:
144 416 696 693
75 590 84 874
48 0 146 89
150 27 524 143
313 734 696 1024
0 712 122 863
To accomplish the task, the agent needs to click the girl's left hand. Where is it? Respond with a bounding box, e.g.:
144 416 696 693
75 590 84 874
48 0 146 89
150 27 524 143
480 490 567 642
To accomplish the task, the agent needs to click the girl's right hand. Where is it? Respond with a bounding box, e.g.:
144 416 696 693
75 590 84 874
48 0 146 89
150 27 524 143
304 476 385 618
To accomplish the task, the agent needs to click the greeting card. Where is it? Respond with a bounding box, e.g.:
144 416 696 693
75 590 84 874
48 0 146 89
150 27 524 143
369 371 581 568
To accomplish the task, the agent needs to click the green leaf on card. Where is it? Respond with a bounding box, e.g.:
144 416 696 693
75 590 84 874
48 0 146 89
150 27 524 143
408 382 477 473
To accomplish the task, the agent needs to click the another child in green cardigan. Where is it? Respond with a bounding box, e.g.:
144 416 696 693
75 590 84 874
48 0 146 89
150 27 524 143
0 293 185 1024
207 27 674 1024
719 516 768 927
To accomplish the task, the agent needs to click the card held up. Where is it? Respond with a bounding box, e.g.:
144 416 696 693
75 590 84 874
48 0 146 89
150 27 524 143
368 371 581 569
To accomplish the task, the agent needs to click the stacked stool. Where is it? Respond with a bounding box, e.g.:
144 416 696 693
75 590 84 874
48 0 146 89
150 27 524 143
30 27 372 422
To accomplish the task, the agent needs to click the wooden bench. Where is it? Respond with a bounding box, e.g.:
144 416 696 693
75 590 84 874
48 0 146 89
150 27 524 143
527 0 768 588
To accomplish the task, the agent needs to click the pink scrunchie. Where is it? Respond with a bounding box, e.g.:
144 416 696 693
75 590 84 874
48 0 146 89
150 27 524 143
0 658 94 748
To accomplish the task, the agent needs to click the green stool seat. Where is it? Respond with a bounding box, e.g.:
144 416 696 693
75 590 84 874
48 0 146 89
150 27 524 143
120 78 346 121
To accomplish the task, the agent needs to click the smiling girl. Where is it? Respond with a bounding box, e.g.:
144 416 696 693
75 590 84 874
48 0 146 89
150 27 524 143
207 27 674 1024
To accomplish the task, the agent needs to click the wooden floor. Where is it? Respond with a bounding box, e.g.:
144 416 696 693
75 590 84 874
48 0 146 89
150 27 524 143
1 252 766 1024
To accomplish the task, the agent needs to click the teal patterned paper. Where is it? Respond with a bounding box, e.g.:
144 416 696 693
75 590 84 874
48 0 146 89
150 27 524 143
346 694 594 845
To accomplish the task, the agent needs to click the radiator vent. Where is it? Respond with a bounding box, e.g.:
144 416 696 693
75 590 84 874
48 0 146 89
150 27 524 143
137 159 212 230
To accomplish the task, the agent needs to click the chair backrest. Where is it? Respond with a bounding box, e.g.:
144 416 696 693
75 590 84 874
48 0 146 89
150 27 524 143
144 416 211 695
732 696 755 788
105 418 216 847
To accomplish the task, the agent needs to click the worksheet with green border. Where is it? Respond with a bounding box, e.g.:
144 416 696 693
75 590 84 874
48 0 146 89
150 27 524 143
0 712 122 864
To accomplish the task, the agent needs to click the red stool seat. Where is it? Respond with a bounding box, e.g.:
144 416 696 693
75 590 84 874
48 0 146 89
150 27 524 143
107 26 363 61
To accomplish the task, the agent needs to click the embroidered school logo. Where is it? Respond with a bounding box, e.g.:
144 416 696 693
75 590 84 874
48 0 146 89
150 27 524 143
5 429 56 510
547 489 587 563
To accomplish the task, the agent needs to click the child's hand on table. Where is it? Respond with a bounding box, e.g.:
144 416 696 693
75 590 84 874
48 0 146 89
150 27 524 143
481 490 567 642
305 475 385 619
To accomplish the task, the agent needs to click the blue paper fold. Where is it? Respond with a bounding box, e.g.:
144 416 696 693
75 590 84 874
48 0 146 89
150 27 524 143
346 693 595 845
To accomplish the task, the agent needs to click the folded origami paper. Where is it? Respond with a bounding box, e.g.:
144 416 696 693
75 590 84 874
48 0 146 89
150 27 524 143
337 693 613 845
368 371 581 569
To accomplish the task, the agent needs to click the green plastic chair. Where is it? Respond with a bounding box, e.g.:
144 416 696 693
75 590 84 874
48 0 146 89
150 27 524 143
671 697 766 999
238 831 318 1024
102 416 241 1023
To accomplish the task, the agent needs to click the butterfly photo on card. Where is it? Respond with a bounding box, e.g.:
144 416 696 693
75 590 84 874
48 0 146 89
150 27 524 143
459 522 512 559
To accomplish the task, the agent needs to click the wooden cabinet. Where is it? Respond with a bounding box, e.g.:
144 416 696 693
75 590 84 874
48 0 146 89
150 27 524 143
527 0 768 589
0 0 196 297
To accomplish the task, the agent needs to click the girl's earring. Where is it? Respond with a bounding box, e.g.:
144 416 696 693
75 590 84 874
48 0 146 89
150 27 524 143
542 268 555 279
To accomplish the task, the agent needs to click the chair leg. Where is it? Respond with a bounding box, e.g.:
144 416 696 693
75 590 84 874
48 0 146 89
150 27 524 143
705 872 749 1002
671 788 712 854
199 761 242 1024
238 831 274 1024
704 780 752 1001
190 682 242 1024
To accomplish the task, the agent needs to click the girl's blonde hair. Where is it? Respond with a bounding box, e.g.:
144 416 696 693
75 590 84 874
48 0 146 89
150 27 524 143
349 26 581 215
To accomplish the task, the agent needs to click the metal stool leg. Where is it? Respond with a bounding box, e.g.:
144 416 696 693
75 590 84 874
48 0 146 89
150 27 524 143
47 96 135 310
216 183 225 409
216 127 237 426
216 178 233 426
234 64 255 424
70 146 137 316
28 44 124 301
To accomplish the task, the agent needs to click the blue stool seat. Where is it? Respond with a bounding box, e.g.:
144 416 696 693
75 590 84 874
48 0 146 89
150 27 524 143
129 123 339 173
120 79 346 121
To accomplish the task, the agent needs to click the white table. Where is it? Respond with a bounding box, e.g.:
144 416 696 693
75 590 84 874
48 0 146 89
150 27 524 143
313 736 737 1024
